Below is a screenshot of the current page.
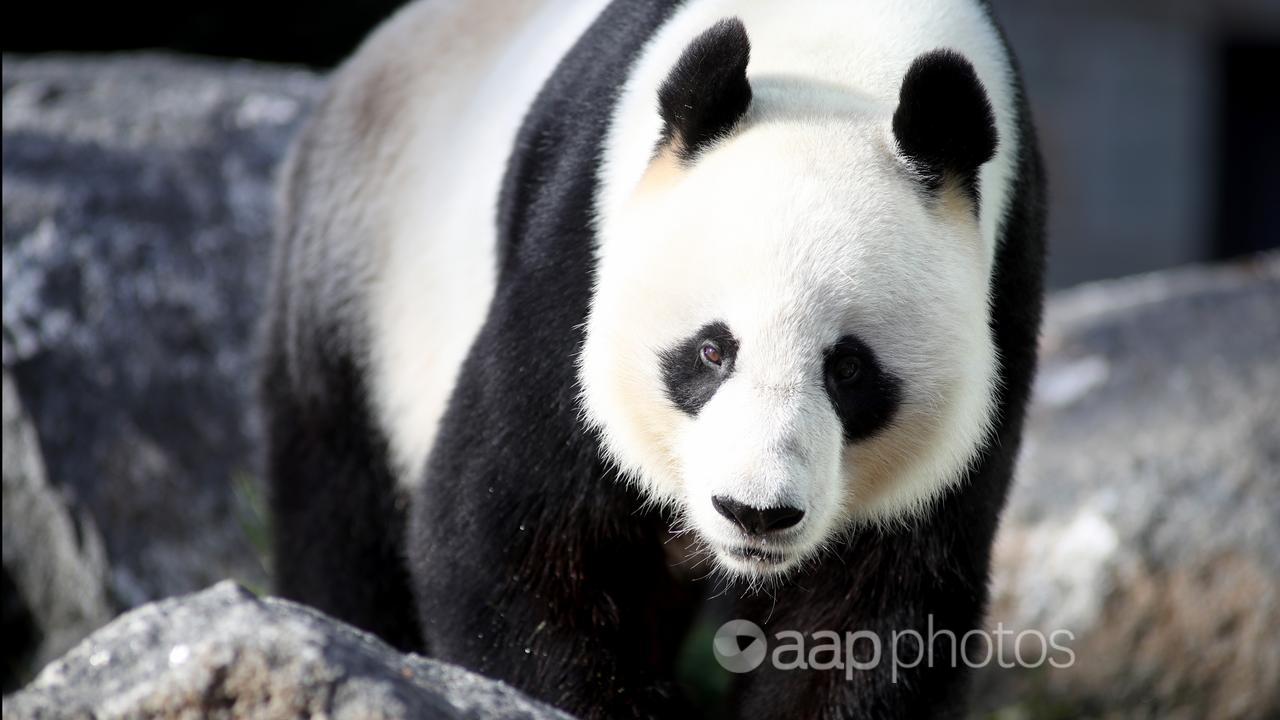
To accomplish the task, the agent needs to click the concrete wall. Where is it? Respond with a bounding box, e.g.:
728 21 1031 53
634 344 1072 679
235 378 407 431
991 0 1280 287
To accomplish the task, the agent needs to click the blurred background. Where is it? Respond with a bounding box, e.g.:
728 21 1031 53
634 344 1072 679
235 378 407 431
5 0 1279 286
3 1 1278 718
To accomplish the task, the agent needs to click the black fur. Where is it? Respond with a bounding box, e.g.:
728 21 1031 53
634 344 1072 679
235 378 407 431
661 321 739 415
892 49 999 199
823 335 903 443
657 17 752 161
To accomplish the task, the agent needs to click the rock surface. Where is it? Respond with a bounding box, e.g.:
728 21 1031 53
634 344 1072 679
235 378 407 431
979 256 1280 719
2 370 113 692
3 55 323 608
1 582 572 720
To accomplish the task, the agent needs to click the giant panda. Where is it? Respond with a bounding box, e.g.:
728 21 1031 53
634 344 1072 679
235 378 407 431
260 0 1045 717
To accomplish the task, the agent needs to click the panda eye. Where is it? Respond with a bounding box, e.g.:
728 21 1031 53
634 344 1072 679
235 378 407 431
823 335 901 443
832 354 862 384
700 341 723 368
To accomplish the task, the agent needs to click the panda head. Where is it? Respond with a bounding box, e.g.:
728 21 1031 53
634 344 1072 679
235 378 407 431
580 19 1001 578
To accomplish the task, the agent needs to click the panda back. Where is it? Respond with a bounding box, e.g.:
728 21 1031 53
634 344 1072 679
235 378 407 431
270 0 610 488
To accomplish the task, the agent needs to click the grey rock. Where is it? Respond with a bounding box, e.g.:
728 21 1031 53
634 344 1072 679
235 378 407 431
2 55 325 605
979 255 1280 719
1 581 573 720
2 370 113 691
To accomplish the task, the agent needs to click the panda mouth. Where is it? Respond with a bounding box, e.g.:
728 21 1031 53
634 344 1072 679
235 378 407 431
724 545 789 565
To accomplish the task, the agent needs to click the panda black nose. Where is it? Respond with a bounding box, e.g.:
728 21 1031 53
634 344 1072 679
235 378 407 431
712 496 805 535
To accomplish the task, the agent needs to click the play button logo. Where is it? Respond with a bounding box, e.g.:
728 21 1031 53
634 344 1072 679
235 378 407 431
713 619 767 673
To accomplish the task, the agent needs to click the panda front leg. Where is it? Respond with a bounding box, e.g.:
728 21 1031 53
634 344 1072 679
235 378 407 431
408 461 696 718
404 325 697 719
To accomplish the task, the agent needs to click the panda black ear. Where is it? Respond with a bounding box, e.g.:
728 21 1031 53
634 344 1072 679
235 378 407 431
892 50 998 199
658 17 752 162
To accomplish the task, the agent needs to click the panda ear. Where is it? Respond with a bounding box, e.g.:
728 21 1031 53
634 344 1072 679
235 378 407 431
892 50 998 199
658 17 752 162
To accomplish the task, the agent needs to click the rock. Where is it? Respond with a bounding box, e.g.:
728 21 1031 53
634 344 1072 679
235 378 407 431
978 255 1280 719
2 55 324 606
0 582 573 720
2 370 113 692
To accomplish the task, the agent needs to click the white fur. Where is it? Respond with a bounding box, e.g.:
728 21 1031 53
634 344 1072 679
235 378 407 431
580 0 1017 574
359 0 610 488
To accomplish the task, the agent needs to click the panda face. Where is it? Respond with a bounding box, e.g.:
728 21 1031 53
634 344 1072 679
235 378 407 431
580 27 1003 578
580 115 998 578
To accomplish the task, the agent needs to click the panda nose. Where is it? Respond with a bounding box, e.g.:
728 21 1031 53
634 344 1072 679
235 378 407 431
712 496 805 535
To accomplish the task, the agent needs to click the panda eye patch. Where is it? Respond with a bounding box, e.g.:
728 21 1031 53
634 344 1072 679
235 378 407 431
661 321 738 416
